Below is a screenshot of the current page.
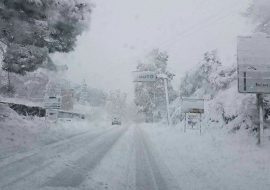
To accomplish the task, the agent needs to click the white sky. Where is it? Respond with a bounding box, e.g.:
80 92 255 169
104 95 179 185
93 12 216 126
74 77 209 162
52 0 253 99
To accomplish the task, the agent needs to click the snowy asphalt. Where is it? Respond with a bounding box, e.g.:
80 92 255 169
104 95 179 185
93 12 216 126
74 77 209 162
0 125 180 190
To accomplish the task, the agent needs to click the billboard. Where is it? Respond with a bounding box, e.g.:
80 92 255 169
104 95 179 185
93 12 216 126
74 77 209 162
238 35 270 93
181 98 204 114
133 71 156 82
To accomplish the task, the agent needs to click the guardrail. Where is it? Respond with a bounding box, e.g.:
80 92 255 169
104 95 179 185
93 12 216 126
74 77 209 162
0 101 85 120
0 101 45 117
58 110 85 120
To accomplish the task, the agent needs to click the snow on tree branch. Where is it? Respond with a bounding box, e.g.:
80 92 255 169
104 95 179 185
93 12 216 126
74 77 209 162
0 0 92 74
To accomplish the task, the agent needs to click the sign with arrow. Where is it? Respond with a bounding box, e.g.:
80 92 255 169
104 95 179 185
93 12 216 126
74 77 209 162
238 35 270 93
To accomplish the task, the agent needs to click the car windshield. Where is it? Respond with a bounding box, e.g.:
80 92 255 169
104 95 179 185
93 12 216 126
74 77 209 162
1 1 270 190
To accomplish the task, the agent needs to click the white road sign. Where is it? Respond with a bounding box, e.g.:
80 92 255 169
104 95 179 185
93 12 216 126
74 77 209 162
238 35 270 93
133 71 156 82
46 109 59 122
44 96 61 109
44 96 61 122
181 98 204 114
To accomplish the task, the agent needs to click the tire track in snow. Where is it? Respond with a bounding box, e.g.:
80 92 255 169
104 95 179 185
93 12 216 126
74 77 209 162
0 126 114 168
0 126 117 189
43 126 127 188
134 126 181 190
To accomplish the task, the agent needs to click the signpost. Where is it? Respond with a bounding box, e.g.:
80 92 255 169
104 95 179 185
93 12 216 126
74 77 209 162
238 35 270 94
181 98 204 134
237 34 270 144
44 96 61 123
133 71 171 125
157 73 171 125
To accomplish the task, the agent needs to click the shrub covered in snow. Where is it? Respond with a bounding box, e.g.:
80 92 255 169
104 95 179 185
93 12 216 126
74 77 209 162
178 50 262 133
206 81 259 132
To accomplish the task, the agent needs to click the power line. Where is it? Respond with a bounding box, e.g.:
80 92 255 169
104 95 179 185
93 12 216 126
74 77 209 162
156 2 244 50
161 10 237 49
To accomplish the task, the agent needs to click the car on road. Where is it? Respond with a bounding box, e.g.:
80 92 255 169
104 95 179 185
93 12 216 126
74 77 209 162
112 117 121 125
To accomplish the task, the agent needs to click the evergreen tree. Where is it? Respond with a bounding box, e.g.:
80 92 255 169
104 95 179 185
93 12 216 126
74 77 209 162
79 80 88 104
106 90 127 118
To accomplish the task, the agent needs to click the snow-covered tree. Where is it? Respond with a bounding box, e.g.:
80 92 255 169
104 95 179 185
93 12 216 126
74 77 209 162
0 68 49 99
247 1 270 123
247 0 270 34
180 50 236 98
0 0 91 75
134 49 177 122
177 50 261 132
106 90 127 118
72 84 107 107
79 80 88 104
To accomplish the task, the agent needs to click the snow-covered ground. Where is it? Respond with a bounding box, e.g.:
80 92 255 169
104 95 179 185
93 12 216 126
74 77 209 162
142 123 270 190
0 103 109 159
1 103 270 190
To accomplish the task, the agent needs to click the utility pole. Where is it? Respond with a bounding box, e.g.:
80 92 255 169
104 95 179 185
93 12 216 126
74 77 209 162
237 34 270 145
133 71 171 126
184 113 187 132
200 113 202 135
257 93 264 145
163 77 171 125
157 73 171 126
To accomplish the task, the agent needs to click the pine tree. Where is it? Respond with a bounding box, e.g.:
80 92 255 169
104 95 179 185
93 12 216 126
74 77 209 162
79 80 88 104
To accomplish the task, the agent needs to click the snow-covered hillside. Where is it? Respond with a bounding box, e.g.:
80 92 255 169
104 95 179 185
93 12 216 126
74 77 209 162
142 124 270 190
177 51 270 143
0 103 108 159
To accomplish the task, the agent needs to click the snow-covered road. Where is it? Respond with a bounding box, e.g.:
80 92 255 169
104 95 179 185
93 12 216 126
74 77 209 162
134 126 179 190
1 122 269 190
0 124 181 190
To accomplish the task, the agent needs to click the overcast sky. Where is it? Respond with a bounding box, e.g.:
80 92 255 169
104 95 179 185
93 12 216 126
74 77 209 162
52 0 253 99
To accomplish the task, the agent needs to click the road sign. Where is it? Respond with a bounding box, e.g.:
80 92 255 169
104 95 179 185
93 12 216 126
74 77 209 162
133 71 156 82
46 109 59 122
238 35 270 93
181 98 204 134
44 96 61 123
181 98 204 114
237 34 270 145
44 96 61 109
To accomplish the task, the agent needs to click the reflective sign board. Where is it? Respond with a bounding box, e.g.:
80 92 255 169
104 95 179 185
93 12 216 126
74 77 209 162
44 96 61 109
46 109 59 122
238 35 270 93
181 98 204 114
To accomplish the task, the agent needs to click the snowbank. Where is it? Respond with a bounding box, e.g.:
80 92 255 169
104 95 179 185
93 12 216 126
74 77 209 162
0 103 109 159
206 81 258 131
142 124 270 190
0 103 45 156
